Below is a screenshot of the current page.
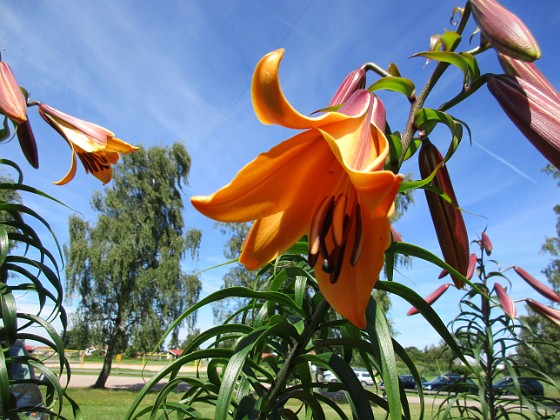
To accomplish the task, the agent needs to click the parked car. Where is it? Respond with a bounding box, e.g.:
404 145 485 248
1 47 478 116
353 370 375 386
492 377 544 398
379 374 427 390
1 340 50 419
399 374 427 390
322 370 337 382
422 373 476 393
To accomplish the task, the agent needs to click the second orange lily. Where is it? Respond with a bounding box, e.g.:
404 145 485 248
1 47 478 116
191 50 402 328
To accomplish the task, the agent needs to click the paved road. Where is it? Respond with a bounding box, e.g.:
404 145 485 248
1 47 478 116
48 361 198 389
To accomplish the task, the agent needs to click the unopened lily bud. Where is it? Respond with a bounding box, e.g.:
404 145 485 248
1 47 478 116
419 140 469 288
390 226 402 243
513 266 560 303
407 283 450 316
328 68 366 107
0 61 39 168
488 75 560 169
16 119 38 169
494 283 516 318
469 0 540 62
481 231 493 255
526 299 560 327
498 53 560 102
0 61 27 123
438 269 448 279
466 253 477 280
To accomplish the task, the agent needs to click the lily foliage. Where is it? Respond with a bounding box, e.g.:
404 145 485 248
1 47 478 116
129 1 560 419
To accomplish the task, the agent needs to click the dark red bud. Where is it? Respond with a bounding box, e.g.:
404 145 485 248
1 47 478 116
481 231 493 255
494 283 516 318
498 53 560 103
407 284 450 316
488 74 560 169
469 0 541 61
526 299 560 327
16 119 38 169
513 266 560 303
466 253 477 280
419 140 469 288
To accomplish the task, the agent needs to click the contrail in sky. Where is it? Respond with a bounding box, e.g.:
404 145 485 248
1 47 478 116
474 141 539 186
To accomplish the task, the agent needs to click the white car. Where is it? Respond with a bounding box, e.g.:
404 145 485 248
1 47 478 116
353 369 375 386
322 370 337 382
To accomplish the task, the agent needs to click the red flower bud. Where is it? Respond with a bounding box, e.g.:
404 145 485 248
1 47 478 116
498 53 560 103
419 140 469 288
469 0 540 62
466 253 477 280
487 75 560 169
526 299 560 327
390 226 402 243
438 269 448 279
494 283 516 318
513 266 560 303
16 119 38 169
0 61 27 124
407 283 450 316
0 61 39 168
328 68 366 107
481 231 493 255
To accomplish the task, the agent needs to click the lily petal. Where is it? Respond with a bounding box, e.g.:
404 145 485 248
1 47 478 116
315 211 391 329
252 49 349 129
54 148 78 185
240 205 309 270
191 130 334 222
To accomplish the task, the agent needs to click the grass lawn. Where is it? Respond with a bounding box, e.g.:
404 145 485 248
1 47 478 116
60 388 418 419
59 387 559 419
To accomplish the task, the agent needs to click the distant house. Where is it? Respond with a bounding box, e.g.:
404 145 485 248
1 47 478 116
167 349 184 360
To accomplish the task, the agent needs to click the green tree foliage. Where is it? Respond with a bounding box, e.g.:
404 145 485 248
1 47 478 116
212 222 261 324
64 143 202 388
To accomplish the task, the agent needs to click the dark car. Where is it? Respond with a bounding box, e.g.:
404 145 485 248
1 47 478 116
492 377 544 398
399 375 427 390
379 374 427 390
1 341 50 419
422 373 476 393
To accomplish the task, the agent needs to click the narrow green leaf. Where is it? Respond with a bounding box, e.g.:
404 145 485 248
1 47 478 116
0 226 8 266
368 77 416 99
366 298 401 420
375 279 470 367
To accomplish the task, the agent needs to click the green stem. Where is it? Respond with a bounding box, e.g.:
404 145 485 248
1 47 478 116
396 2 472 170
259 298 330 418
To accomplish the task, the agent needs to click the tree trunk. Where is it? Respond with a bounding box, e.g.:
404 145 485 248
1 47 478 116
92 343 115 389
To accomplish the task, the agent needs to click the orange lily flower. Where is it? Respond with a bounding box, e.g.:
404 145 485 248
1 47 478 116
191 50 402 328
38 103 139 185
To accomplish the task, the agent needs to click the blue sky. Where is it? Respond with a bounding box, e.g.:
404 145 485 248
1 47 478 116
1 0 559 350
